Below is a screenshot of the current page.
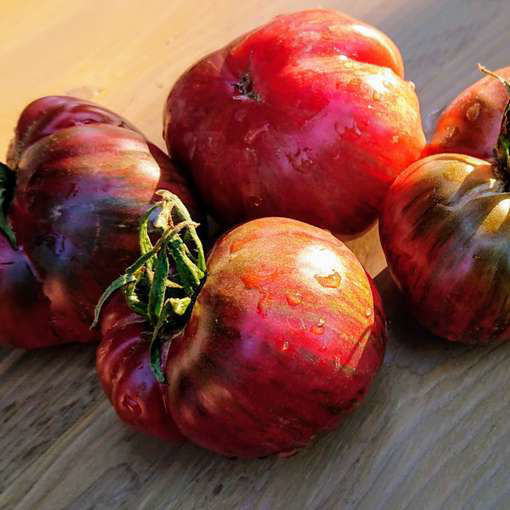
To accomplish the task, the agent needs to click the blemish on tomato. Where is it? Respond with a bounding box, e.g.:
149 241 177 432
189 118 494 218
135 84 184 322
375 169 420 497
314 270 341 288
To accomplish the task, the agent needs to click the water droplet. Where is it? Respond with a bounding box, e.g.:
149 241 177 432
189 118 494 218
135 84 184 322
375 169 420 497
281 341 289 351
334 122 345 135
311 322 325 335
392 135 400 144
315 270 341 288
257 294 269 316
445 125 459 143
249 196 262 207
466 102 481 122
349 77 362 89
333 356 341 371
365 308 372 317
286 291 302 306
244 124 269 144
122 395 141 417
372 91 382 101
310 324 324 335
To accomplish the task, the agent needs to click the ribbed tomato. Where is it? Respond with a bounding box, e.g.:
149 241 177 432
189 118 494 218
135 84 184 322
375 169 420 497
164 9 425 237
0 96 200 348
426 67 510 159
97 293 183 441
165 217 386 457
381 68 510 343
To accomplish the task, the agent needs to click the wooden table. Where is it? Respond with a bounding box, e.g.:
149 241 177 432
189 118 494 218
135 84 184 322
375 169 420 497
2 1 510 508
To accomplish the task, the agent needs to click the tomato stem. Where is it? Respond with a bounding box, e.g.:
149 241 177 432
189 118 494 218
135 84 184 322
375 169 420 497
0 163 17 248
479 64 510 175
92 190 206 383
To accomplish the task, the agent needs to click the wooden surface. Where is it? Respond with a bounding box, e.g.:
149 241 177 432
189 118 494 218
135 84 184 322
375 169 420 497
1 0 510 508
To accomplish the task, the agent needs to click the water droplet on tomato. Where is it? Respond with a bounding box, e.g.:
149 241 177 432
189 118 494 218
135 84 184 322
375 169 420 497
244 124 269 144
349 77 361 88
249 196 262 207
257 294 269 316
281 341 289 351
315 270 341 288
122 395 141 417
392 135 400 144
311 323 325 336
365 308 372 317
286 291 302 306
444 125 459 143
372 91 382 101
466 102 481 122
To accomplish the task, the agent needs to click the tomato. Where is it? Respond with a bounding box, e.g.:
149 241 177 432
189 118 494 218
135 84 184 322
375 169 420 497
165 217 386 457
164 9 425 237
380 69 510 343
0 96 201 349
426 67 510 159
95 193 386 455
97 293 183 441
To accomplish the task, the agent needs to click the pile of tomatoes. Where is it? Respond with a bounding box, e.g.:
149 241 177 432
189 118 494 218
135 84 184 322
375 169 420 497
1 9 509 458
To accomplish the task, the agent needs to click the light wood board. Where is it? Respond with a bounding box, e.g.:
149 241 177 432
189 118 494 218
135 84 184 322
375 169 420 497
1 0 510 508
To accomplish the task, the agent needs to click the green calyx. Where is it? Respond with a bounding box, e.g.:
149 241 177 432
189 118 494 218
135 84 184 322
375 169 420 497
479 64 510 172
92 190 206 383
0 163 17 248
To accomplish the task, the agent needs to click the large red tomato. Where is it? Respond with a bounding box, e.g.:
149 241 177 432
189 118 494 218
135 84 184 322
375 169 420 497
94 193 386 455
381 69 510 343
164 9 425 237
0 96 200 349
165 217 386 457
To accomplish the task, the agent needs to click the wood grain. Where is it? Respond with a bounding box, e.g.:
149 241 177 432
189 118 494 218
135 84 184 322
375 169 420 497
2 0 510 509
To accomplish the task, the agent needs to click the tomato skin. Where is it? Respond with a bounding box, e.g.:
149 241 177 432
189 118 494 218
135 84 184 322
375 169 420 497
380 153 510 343
165 217 386 457
0 96 201 348
164 9 424 237
425 67 510 159
97 293 184 442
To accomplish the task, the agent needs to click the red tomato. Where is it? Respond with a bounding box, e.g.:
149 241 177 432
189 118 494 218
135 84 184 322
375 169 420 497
381 68 510 343
165 217 386 457
164 9 425 237
0 96 201 349
425 67 510 159
97 293 183 441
